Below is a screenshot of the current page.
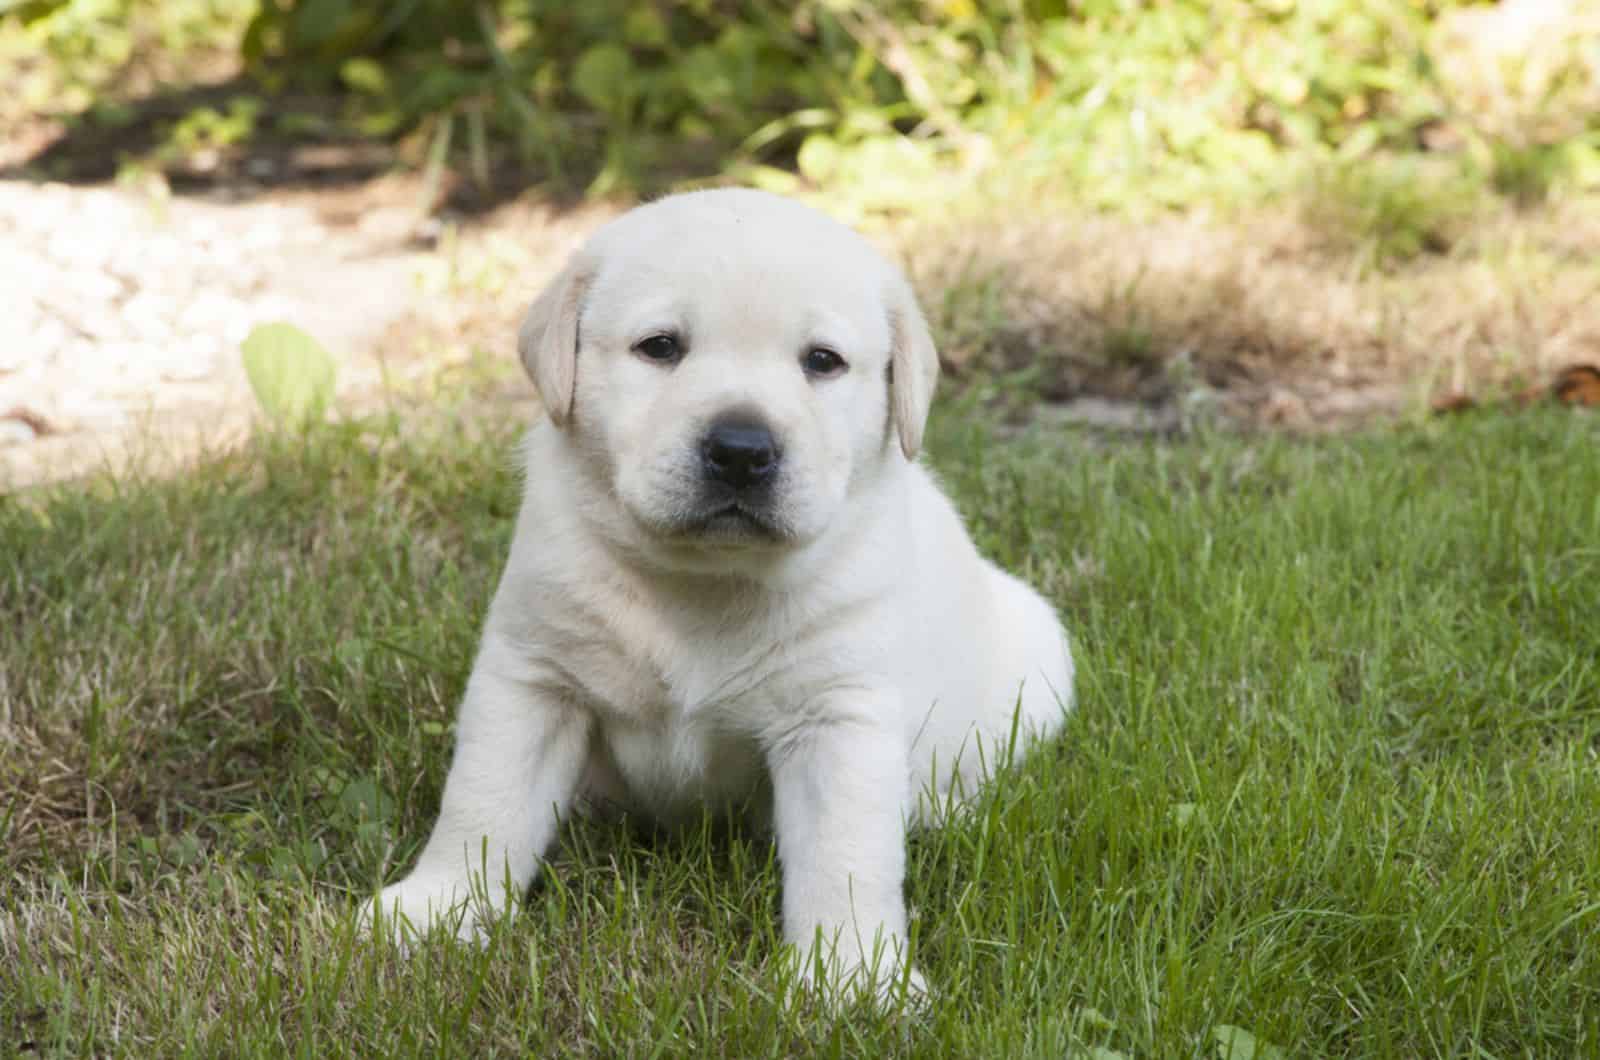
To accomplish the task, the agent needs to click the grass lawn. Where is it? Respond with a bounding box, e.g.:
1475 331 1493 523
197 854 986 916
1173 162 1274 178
3 402 1598 1056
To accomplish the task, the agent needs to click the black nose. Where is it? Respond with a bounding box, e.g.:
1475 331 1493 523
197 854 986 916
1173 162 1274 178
701 417 780 489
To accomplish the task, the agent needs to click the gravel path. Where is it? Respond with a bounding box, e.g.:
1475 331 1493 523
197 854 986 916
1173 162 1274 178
0 180 437 487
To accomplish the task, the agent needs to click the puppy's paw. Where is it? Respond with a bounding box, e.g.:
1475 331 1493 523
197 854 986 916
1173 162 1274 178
359 875 487 950
787 941 929 1012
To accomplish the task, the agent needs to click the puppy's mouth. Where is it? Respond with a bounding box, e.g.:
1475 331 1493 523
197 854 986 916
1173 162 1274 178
680 501 788 542
621 464 801 551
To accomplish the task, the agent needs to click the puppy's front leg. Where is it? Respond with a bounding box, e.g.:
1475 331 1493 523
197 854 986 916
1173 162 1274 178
367 635 590 945
767 692 924 999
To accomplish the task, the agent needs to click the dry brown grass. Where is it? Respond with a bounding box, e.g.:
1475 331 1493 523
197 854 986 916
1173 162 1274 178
892 192 1600 428
386 178 1600 433
15 179 1578 489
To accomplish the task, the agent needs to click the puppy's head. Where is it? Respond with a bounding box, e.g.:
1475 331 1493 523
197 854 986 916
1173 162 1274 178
519 189 938 560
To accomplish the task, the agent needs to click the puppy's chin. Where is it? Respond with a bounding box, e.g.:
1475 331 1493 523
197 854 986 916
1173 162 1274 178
607 491 839 581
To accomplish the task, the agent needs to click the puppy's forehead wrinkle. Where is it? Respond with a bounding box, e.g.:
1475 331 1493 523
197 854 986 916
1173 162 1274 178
585 238 890 345
598 277 878 347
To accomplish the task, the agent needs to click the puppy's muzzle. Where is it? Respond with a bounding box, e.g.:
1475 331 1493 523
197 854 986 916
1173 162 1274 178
700 416 781 491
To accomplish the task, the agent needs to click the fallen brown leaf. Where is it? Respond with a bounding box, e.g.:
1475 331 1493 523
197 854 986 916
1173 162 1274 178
1433 364 1600 416
2 406 54 435
1553 364 1600 407
1430 391 1478 414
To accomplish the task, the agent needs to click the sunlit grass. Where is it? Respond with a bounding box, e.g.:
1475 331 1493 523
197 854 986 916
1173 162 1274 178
3 404 1598 1055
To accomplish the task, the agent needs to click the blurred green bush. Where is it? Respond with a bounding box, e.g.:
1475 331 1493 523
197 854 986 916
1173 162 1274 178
6 0 1599 205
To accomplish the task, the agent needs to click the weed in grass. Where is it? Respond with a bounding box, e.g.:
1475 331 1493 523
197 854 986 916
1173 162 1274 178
3 406 1600 1055
1299 159 1483 269
1486 140 1573 208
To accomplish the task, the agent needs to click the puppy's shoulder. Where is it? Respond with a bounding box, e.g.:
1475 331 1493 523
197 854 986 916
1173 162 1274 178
898 461 972 543
497 422 608 592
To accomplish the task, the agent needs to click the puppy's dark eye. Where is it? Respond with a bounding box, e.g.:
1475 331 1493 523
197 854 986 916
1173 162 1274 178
634 333 683 365
801 346 847 379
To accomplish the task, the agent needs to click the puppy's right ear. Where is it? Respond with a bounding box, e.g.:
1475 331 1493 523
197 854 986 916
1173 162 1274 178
887 273 940 461
518 257 593 427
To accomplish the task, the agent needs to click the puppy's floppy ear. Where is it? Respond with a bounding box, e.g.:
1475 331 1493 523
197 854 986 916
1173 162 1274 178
518 256 594 427
887 274 940 460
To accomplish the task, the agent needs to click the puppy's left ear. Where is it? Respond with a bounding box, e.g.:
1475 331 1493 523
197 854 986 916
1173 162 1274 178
518 256 594 427
887 274 941 460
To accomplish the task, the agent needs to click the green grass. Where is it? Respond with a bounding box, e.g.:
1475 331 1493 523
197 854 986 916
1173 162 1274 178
4 404 1599 1056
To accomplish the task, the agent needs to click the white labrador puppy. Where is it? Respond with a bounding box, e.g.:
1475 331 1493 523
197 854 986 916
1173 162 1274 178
365 188 1073 998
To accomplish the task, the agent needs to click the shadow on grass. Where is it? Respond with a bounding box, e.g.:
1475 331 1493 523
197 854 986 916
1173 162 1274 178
2 75 596 216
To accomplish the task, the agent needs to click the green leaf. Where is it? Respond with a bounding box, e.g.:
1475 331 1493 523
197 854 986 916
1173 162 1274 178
339 57 388 96
1213 1025 1288 1060
3 0 70 23
241 323 337 429
336 775 396 827
573 44 633 113
797 134 842 184
623 7 668 48
291 0 351 47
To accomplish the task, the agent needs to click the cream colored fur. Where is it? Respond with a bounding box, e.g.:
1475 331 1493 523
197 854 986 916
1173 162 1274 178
362 188 1074 1001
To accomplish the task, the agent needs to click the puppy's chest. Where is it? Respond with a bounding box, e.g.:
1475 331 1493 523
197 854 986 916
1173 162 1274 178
548 589 796 727
546 596 787 816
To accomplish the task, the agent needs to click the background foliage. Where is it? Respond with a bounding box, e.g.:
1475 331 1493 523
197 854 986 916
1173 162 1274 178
6 0 1599 208
5 5 1600 1054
